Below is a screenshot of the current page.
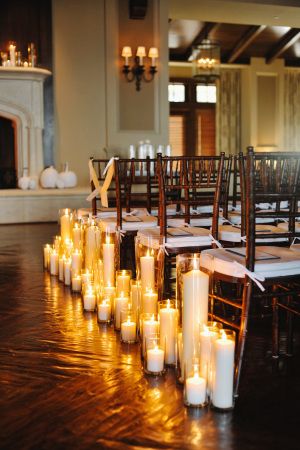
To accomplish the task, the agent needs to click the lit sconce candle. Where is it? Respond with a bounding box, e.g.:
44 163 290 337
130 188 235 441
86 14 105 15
147 344 165 373
103 234 115 286
116 270 131 296
140 249 155 292
64 258 71 286
72 274 82 292
182 255 209 370
148 47 158 66
72 222 81 248
97 298 111 323
71 249 82 274
60 208 72 242
59 255 66 281
211 330 235 410
9 43 16 66
49 249 59 276
114 292 129 330
121 46 132 66
83 284 96 311
43 244 51 269
121 314 137 343
136 46 146 65
159 300 178 365
142 288 158 315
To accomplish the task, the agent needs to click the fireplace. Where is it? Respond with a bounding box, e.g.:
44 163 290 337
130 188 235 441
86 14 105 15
0 66 51 184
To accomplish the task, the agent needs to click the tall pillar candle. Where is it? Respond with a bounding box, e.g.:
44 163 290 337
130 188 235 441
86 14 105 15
64 258 71 286
71 249 82 274
49 250 59 276
114 293 129 330
159 300 178 365
131 281 141 318
43 244 51 269
59 255 66 281
72 223 82 248
140 250 155 291
9 44 16 66
103 236 115 286
60 209 72 242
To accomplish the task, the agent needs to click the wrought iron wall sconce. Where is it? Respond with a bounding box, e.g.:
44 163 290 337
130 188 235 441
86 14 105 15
121 46 158 91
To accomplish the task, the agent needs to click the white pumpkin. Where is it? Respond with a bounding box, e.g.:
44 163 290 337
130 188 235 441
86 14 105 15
58 166 77 188
28 177 38 190
18 176 30 190
40 166 58 188
56 178 65 189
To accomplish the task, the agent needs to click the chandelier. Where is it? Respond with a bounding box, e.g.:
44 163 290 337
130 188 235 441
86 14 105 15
192 39 220 83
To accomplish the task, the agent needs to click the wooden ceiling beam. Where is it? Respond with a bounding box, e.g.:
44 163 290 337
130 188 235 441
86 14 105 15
184 22 219 61
266 28 300 64
227 25 266 63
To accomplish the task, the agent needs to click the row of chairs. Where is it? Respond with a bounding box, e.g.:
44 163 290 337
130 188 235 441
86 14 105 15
89 149 300 397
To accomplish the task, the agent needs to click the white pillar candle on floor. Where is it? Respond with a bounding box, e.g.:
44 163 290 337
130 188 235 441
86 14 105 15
9 44 16 66
211 332 235 409
140 250 155 291
72 223 81 248
71 249 82 274
98 299 111 322
103 284 116 300
61 209 72 242
85 221 100 270
59 255 66 281
121 319 137 342
142 289 158 314
81 269 92 287
142 314 159 355
200 327 219 381
116 271 131 295
43 244 51 269
182 258 209 370
72 275 82 292
64 259 71 286
83 285 96 311
186 374 207 406
50 250 59 276
159 301 178 365
147 346 164 373
103 236 115 286
131 281 141 317
114 293 129 329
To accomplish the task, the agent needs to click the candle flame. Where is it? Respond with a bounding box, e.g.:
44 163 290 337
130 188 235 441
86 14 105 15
192 255 199 270
220 329 227 340
105 235 111 244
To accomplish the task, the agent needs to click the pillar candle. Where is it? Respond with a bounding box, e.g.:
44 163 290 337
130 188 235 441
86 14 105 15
43 244 51 269
185 374 207 406
64 259 71 286
59 255 66 282
121 318 137 342
142 314 159 355
103 284 116 300
61 209 72 241
72 223 81 248
211 332 235 409
9 44 16 66
49 250 59 276
116 271 131 295
131 281 141 317
71 249 82 274
200 327 219 381
114 293 129 330
83 285 96 311
72 275 82 292
85 221 100 270
142 289 158 314
103 237 115 286
182 260 209 370
159 301 178 365
81 269 92 287
98 299 111 322
140 250 155 291
147 346 164 373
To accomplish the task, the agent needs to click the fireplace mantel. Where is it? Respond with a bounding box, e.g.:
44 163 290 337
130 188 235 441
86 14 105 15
0 66 51 179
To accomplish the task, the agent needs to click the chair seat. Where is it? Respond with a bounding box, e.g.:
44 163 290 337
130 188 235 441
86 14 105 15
277 222 300 231
77 207 149 219
100 215 157 232
217 224 289 243
200 246 300 279
228 210 276 225
137 226 212 249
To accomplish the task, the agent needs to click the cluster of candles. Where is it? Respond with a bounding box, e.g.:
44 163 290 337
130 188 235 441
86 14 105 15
43 208 236 411
1 42 36 67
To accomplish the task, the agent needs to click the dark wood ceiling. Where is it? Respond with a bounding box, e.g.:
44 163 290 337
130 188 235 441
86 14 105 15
169 19 300 67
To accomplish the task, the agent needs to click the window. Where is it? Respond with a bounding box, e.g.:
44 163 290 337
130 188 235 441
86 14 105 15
168 83 185 102
196 85 216 103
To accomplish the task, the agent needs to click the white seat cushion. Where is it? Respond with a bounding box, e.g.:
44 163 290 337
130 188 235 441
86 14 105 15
217 224 288 243
228 210 276 225
137 226 212 249
100 215 157 232
277 222 300 232
77 207 149 219
200 246 300 279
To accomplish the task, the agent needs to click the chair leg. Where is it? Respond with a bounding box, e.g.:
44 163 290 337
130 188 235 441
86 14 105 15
286 306 294 357
272 295 279 358
234 278 252 398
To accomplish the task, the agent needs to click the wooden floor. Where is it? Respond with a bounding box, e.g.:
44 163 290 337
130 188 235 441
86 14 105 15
0 223 300 450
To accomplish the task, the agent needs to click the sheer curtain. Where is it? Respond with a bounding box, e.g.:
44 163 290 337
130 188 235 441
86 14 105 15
284 70 300 151
216 69 241 155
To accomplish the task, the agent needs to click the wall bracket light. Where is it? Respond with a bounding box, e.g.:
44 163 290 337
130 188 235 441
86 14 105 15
121 46 158 91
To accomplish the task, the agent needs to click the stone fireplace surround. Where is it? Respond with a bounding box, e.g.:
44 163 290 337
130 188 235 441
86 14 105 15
0 67 89 223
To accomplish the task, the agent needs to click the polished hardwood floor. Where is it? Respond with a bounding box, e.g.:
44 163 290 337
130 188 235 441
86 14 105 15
0 223 300 450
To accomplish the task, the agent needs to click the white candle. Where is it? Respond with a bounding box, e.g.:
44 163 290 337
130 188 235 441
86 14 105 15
142 314 159 355
182 259 209 370
142 289 158 314
49 250 59 276
85 221 100 270
72 275 82 292
83 285 96 311
103 237 115 286
121 319 137 342
159 301 178 365
114 293 129 329
186 373 207 406
71 249 82 274
81 269 92 286
211 333 235 409
103 284 116 300
9 44 16 66
43 244 51 269
147 346 164 373
116 271 131 295
61 209 72 241
72 223 81 248
200 327 219 381
58 255 65 281
131 281 141 317
97 299 111 322
64 259 71 286
140 251 155 291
